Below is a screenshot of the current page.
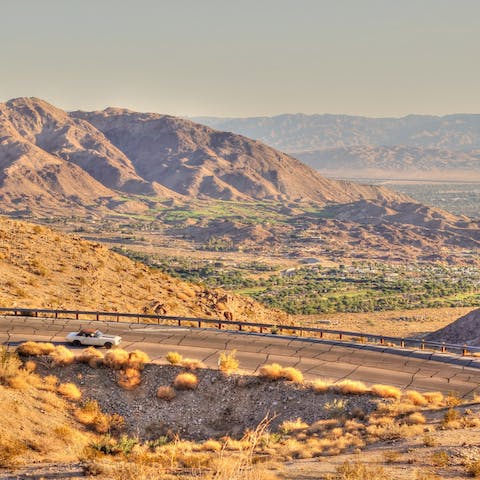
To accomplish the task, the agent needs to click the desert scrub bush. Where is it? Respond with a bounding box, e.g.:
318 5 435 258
75 400 120 433
422 391 444 405
218 350 240 374
103 349 130 369
442 408 461 426
445 391 462 407
0 438 27 468
423 434 438 447
199 439 223 452
23 360 36 372
431 450 449 467
180 357 205 370
279 418 309 434
404 390 428 407
466 459 480 477
371 384 402 400
125 350 150 369
118 368 141 390
258 363 304 383
17 341 55 356
57 382 82 401
156 385 176 401
280 367 303 383
90 435 138 456
166 351 183 365
333 380 369 395
76 347 104 368
312 378 332 393
42 374 59 390
326 460 392 480
406 412 426 425
0 347 22 381
50 345 75 366
173 372 198 390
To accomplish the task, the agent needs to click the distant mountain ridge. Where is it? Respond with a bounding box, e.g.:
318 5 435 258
193 114 480 180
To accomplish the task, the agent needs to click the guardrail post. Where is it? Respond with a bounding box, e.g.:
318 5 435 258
401 339 405 348
118 315 120 323
198 320 202 328
320 331 323 338
421 340 425 350
238 324 242 331
260 327 263 333
14 310 17 316
441 342 446 353
218 322 222 330
35 311 38 317
178 319 181 327
75 312 79 320
55 311 58 319
339 333 343 340
96 313 99 321
463 344 468 356
380 338 384 345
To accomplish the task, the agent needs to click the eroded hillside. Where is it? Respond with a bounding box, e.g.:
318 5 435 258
0 217 288 322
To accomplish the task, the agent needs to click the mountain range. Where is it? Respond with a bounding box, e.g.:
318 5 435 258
0 97 402 215
193 114 480 180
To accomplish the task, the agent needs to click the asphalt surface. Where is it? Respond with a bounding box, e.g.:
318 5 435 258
2 315 480 397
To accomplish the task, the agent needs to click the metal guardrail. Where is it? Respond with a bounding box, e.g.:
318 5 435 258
0 307 478 357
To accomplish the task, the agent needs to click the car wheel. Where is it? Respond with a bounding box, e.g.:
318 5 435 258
73 340 81 346
104 342 113 349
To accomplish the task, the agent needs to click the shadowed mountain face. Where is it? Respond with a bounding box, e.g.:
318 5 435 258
71 108 403 204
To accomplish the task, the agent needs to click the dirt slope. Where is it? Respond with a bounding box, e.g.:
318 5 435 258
0 216 288 323
425 308 480 345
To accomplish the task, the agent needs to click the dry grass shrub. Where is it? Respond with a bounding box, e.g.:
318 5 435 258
333 380 369 395
50 345 75 366
326 460 392 479
445 392 462 407
76 347 104 368
166 351 183 365
17 341 55 356
0 438 27 468
173 372 198 390
466 460 480 478
75 400 124 434
0 347 22 381
371 384 402 400
218 350 240 375
279 367 303 383
258 363 304 383
200 439 223 452
422 391 444 406
118 368 142 390
23 360 37 372
406 412 426 425
312 378 333 393
279 418 308 434
156 385 176 401
104 349 131 369
6 375 29 390
42 374 59 390
404 390 428 406
180 358 205 370
126 350 150 370
431 450 449 467
57 382 82 401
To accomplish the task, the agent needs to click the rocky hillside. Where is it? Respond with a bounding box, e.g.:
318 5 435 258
0 97 407 215
425 309 480 346
71 107 402 204
0 216 288 323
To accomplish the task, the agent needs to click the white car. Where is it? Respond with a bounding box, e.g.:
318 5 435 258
66 329 121 349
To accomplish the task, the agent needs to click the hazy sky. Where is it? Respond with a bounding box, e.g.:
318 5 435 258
1 0 479 117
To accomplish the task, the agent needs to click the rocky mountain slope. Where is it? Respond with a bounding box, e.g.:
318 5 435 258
0 97 407 215
71 107 402 204
425 308 480 346
0 216 288 323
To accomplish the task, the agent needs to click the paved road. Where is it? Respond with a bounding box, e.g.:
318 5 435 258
2 315 480 397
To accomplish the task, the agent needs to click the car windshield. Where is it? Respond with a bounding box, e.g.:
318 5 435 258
95 331 103 337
